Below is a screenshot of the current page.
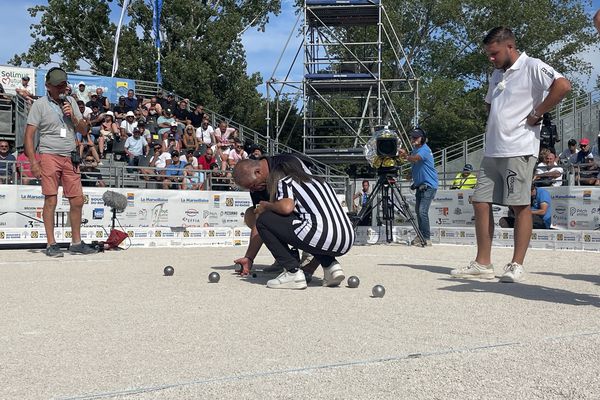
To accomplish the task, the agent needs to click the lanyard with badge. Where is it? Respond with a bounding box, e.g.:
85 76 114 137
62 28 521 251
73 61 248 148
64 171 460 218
47 95 69 138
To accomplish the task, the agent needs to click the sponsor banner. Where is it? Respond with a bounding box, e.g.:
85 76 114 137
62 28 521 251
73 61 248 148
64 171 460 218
0 65 36 95
168 191 251 227
35 70 136 103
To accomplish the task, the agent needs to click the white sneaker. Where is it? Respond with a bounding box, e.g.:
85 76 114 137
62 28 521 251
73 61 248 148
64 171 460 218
263 261 285 274
323 261 345 287
450 261 495 279
500 262 525 283
267 270 307 289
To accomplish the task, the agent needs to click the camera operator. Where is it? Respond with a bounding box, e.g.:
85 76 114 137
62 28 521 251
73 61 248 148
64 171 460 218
398 128 438 246
24 67 98 257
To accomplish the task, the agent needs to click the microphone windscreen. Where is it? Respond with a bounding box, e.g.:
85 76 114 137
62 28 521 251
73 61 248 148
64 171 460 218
102 190 128 211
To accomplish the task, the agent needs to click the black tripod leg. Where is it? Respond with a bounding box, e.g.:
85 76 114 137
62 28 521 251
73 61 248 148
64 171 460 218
390 184 426 246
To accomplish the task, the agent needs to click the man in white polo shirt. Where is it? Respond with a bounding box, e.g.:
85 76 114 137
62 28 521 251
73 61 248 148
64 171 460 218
451 27 571 283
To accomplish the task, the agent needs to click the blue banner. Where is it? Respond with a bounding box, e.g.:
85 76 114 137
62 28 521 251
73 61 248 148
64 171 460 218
35 70 136 103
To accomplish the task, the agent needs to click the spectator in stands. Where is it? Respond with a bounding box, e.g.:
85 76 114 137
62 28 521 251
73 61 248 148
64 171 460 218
196 116 215 149
190 104 205 128
144 96 163 117
591 134 600 159
398 128 438 246
157 108 176 137
80 156 106 187
248 144 264 160
113 96 127 120
214 120 237 161
450 164 477 189
174 99 191 127
98 111 119 159
164 93 178 112
95 88 110 112
221 137 248 169
120 111 138 138
125 128 148 172
124 89 138 112
15 75 33 102
77 100 92 120
181 124 200 152
141 143 168 180
500 185 552 229
24 67 97 257
534 148 563 187
576 153 598 185
75 82 91 103
558 139 579 165
86 93 101 110
16 150 40 185
76 128 100 164
138 119 154 145
198 147 215 170
163 150 186 189
576 138 592 164
156 91 167 109
88 104 104 135
184 149 199 168
0 140 16 183
182 163 204 190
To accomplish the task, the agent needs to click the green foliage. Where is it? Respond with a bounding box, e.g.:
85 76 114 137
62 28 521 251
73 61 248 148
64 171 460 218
10 0 281 129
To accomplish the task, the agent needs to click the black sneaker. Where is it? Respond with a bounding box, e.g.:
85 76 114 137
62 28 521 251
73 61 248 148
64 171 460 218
69 241 98 255
45 243 64 258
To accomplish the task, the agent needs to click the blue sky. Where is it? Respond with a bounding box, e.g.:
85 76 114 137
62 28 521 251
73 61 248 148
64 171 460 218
1 1 599 96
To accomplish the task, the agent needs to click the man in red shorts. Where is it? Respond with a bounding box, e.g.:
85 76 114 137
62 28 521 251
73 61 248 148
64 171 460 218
24 67 98 257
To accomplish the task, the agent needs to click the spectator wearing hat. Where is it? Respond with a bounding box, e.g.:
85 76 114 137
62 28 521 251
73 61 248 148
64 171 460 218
124 127 148 172
120 111 138 139
123 89 138 112
75 81 91 103
113 96 127 120
164 93 178 112
163 150 187 189
558 139 579 165
98 111 119 159
576 152 599 186
398 128 438 246
157 108 176 137
15 75 33 101
450 164 478 189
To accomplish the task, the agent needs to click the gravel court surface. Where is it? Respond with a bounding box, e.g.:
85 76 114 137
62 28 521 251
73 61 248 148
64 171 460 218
1 245 599 399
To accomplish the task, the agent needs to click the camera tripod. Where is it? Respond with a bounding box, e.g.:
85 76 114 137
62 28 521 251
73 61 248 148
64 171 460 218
353 167 426 246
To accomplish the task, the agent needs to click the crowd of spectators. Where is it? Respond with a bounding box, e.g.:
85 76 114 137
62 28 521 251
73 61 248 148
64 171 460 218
534 136 600 186
2 85 267 190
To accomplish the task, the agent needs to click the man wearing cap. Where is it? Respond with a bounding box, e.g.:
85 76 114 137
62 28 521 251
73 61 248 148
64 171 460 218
162 150 187 189
24 67 97 257
124 128 148 172
75 81 91 103
558 139 579 165
120 111 138 139
398 128 438 246
450 164 478 189
575 139 599 185
450 27 571 283
16 75 33 100
575 138 592 164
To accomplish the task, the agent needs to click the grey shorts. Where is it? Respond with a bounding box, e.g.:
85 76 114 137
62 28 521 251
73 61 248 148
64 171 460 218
472 156 537 206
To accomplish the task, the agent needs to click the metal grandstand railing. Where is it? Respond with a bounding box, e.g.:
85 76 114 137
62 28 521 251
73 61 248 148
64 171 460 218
134 80 350 194
552 89 600 144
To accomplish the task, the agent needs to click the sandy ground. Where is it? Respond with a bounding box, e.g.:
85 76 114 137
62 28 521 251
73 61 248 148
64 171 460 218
1 244 599 400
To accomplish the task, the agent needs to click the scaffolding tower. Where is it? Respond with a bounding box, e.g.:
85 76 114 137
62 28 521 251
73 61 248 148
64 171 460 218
266 0 419 163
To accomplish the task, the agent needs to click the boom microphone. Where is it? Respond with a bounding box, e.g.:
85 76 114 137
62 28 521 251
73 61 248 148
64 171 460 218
102 190 128 212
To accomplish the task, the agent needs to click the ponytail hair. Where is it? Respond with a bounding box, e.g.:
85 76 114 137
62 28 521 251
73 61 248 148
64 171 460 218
267 159 322 202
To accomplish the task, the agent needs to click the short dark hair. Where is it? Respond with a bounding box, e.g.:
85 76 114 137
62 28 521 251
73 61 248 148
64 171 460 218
483 27 515 45
568 139 577 146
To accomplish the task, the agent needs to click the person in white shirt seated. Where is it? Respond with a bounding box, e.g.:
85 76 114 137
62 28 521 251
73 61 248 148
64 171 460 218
534 148 563 187
558 139 579 165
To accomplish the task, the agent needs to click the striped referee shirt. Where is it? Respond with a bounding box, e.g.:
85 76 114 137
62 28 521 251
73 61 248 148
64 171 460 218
277 176 355 254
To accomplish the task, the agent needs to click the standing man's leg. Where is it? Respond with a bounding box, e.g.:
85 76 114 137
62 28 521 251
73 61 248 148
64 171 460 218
39 154 63 257
473 201 494 265
42 195 58 247
511 205 531 265
417 187 436 244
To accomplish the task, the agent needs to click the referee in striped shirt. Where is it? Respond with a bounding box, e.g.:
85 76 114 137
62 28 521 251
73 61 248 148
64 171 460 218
253 159 354 289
